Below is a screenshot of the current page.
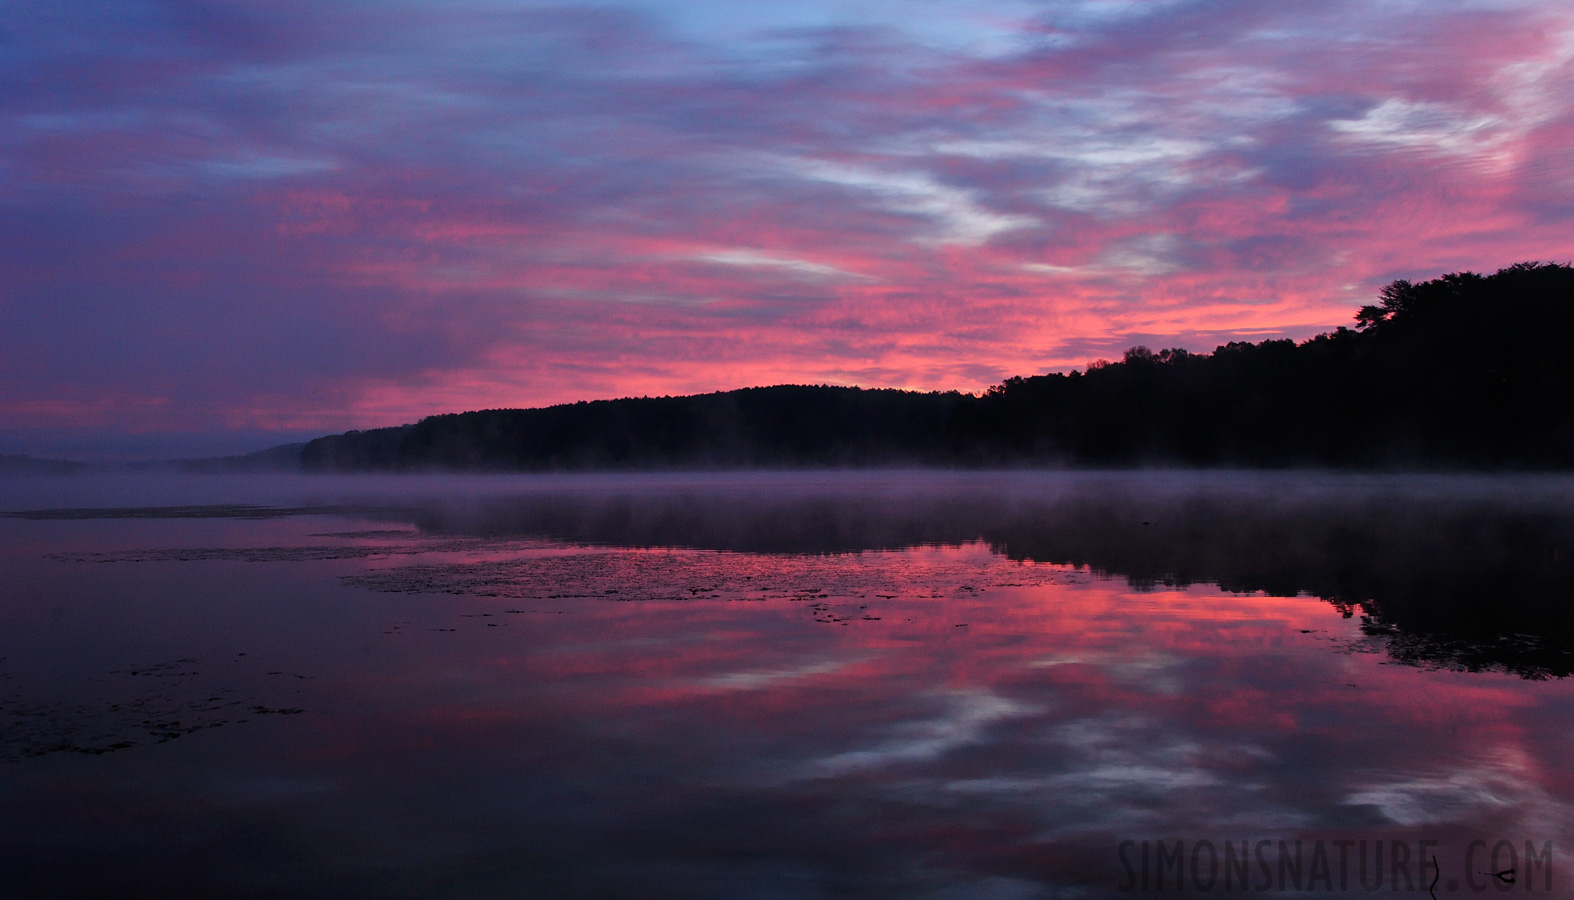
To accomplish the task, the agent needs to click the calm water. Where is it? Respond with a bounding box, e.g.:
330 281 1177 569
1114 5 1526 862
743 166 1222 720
2 472 1571 898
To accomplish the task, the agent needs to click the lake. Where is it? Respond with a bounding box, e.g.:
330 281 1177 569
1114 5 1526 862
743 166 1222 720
1 471 1570 898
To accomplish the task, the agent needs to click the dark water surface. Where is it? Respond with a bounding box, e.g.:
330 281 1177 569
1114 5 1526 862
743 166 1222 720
2 472 1572 898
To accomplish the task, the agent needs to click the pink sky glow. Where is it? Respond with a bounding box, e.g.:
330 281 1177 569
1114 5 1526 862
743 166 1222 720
3 1 1573 455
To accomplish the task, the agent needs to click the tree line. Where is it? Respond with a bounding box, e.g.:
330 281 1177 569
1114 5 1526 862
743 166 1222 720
302 262 1574 471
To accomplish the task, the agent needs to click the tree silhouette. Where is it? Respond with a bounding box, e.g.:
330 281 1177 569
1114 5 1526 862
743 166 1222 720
302 262 1574 472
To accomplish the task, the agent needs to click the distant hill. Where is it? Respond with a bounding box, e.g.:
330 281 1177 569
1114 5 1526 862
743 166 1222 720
302 262 1574 472
0 454 88 475
1 446 311 474
168 442 309 473
302 386 967 471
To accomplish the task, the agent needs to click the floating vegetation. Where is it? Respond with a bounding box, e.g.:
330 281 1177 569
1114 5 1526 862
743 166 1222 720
0 656 311 761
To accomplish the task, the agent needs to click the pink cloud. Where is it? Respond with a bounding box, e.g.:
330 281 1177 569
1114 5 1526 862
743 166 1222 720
2 0 1572 450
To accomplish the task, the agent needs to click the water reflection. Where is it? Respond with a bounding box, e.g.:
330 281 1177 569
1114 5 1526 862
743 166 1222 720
1 472 1571 897
362 473 1574 678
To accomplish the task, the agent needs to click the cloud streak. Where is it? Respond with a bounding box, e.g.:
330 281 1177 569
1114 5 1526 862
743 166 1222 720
2 0 1572 452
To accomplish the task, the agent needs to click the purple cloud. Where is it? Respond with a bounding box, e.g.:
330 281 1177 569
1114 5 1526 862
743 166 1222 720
2 0 1571 454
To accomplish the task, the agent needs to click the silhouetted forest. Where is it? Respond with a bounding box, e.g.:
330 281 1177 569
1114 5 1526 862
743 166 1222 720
302 262 1574 471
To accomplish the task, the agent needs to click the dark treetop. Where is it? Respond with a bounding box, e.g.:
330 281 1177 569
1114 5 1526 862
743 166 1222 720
301 262 1574 471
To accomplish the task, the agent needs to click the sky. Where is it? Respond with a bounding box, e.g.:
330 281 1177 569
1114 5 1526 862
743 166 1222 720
3 0 1573 458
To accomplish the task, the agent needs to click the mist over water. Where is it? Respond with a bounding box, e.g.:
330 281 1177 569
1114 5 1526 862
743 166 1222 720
2 471 1571 897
